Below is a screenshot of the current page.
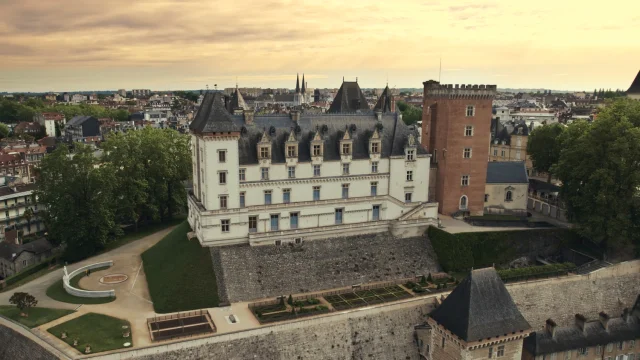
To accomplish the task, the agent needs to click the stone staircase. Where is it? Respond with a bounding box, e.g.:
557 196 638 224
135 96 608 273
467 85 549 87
574 260 608 275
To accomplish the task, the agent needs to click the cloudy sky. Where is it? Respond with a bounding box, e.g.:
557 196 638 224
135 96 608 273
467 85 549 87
1 0 638 92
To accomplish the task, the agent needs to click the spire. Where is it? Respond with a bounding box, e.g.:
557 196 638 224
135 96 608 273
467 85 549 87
296 73 300 93
301 74 306 94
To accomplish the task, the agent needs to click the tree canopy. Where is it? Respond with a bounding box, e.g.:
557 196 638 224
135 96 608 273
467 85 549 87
397 101 422 126
0 123 9 138
0 98 130 124
527 123 565 182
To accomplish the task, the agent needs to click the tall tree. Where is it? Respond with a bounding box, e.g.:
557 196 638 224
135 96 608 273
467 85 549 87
555 100 640 256
35 144 120 261
526 123 565 182
0 123 9 139
22 207 34 234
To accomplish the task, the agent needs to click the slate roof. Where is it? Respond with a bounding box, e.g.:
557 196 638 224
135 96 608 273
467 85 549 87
374 86 393 113
524 312 640 355
274 94 295 102
66 116 97 127
0 183 36 197
486 162 529 184
328 81 370 113
227 87 247 111
627 70 640 94
189 92 241 133
0 238 53 262
429 268 531 342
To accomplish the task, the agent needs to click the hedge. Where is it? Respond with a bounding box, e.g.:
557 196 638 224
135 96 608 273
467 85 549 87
428 226 577 272
4 256 58 286
497 263 576 281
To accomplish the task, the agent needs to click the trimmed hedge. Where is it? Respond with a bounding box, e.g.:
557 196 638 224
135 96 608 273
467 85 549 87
497 263 575 281
428 226 577 272
4 256 57 286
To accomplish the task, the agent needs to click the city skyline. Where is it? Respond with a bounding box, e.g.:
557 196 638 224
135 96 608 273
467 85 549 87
1 0 639 92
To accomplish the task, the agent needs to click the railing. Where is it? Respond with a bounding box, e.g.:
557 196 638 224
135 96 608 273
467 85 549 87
63 261 115 298
528 192 565 208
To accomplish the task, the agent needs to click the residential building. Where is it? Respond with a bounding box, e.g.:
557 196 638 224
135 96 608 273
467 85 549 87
522 298 640 360
484 161 529 216
0 238 53 279
13 122 44 137
132 89 151 98
627 70 640 100
490 120 532 173
0 177 43 242
34 112 66 137
118 89 127 97
44 93 57 101
64 116 100 143
415 267 532 360
71 94 87 103
188 81 437 247
0 154 28 180
0 142 47 181
421 82 497 216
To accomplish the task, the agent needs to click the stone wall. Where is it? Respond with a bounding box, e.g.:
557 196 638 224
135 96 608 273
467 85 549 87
212 232 441 302
0 324 58 360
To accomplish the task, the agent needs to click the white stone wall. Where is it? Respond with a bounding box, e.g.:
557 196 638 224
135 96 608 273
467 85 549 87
484 183 528 214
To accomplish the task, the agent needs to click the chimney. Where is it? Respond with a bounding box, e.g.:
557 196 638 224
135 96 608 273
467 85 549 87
375 110 382 121
243 110 254 125
574 314 586 331
545 319 558 337
290 110 300 123
599 312 610 330
391 96 396 113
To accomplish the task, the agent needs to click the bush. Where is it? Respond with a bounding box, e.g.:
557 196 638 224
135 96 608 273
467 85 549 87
497 263 575 281
405 281 417 289
287 294 293 306
5 256 57 286
419 276 427 285
427 273 433 282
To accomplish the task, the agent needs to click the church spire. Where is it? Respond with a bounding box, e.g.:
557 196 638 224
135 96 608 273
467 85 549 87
296 73 300 93
301 74 306 94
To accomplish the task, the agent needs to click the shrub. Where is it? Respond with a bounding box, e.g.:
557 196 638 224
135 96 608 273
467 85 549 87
419 276 427 285
405 281 417 289
413 286 425 293
316 305 328 311
306 298 320 305
427 273 433 282
287 294 293 306
497 263 575 281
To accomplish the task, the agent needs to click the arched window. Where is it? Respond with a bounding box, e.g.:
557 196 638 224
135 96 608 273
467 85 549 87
459 195 468 210
505 191 513 202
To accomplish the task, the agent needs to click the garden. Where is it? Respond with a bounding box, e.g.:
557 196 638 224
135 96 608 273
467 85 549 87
0 304 74 328
48 313 132 354
323 285 413 310
45 265 115 305
251 296 330 324
403 273 458 294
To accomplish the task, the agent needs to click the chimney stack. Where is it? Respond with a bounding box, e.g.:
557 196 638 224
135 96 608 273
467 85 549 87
574 314 586 331
243 110 254 125
598 312 610 330
375 110 382 122
545 319 557 338
290 110 300 123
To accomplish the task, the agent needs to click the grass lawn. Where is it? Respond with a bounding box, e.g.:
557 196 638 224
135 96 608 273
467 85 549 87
142 221 219 313
48 313 132 354
0 305 74 328
468 214 523 221
102 215 186 253
45 274 116 305
0 264 61 293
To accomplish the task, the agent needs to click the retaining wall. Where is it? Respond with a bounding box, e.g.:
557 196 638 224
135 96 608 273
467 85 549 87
63 261 115 298
0 320 63 360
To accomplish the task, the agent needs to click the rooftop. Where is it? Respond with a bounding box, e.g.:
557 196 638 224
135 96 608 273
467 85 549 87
0 238 53 262
486 161 529 184
626 70 640 94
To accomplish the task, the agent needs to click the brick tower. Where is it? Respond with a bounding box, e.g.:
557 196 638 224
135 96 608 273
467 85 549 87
421 81 496 216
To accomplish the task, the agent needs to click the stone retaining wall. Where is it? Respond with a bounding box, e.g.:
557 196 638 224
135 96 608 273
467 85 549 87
0 324 59 360
212 232 441 302
63 261 115 298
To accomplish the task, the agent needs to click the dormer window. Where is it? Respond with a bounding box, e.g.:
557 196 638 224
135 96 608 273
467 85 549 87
340 127 353 161
285 130 298 159
287 145 297 158
259 146 270 159
369 127 381 156
342 143 351 155
407 150 415 161
371 142 379 154
313 145 321 156
310 131 324 162
257 129 272 163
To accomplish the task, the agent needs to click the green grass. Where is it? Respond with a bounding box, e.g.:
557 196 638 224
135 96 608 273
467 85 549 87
48 313 132 354
142 221 219 313
468 214 523 221
45 270 116 305
0 264 61 293
0 305 74 328
103 215 186 253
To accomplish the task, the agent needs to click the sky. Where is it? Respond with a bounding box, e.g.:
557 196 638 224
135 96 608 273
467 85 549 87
1 0 639 93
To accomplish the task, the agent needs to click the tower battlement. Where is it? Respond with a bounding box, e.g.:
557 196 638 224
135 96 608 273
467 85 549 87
423 80 497 99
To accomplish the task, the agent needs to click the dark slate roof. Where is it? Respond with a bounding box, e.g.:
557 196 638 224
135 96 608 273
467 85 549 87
328 81 370 113
529 178 560 193
486 161 529 184
524 314 640 355
373 86 393 113
227 88 247 111
66 116 97 127
274 94 295 102
429 268 531 342
189 92 241 133
0 183 37 197
0 238 53 261
627 70 640 94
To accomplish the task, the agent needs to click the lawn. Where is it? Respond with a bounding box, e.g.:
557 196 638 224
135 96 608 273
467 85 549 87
0 305 74 328
48 313 132 354
45 274 116 305
102 215 186 253
142 221 219 313
0 264 60 293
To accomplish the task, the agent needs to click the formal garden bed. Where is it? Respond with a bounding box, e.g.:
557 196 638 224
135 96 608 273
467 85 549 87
48 313 132 354
404 274 458 294
251 297 329 324
0 305 74 328
324 285 413 311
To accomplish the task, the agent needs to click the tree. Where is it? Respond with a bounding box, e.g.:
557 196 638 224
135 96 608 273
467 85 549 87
527 123 565 182
22 207 34 233
35 144 120 261
0 123 9 139
396 101 422 126
54 121 62 138
555 99 640 256
287 294 293 306
9 292 37 316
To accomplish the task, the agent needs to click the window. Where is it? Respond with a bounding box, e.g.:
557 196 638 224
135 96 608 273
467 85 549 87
607 343 613 352
260 146 270 159
290 212 298 229
295 238 302 244
335 208 343 224
462 148 472 159
627 354 635 360
249 216 257 233
371 162 378 173
371 142 379 154
239 168 246 181
596 346 603 355
287 145 297 158
342 143 351 155
493 148 498 156
371 182 378 196
261 167 269 180
275 240 282 246
407 149 415 161
372 205 380 221
264 190 272 205
565 350 571 359
283 189 291 204
342 184 349 199
270 214 279 231
288 166 296 179
405 192 412 203
497 345 504 357
488 347 493 358
517 137 522 146
465 125 473 136
618 342 625 350
313 165 321 177
219 171 227 184
218 150 226 163
501 150 505 157
406 171 413 181
516 150 521 160
484 194 489 202
221 219 230 233
219 195 228 209
22 260 27 266
630 340 635 348
313 144 322 156
313 186 320 201
240 192 245 208
461 175 469 186
342 163 350 175
505 190 513 202
578 347 588 355
466 105 475 117
460 195 468 210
